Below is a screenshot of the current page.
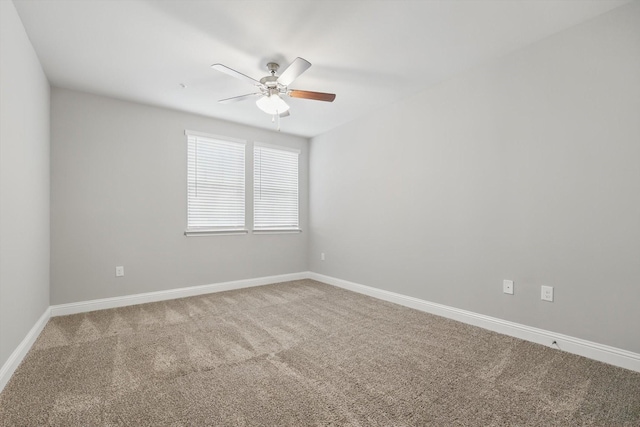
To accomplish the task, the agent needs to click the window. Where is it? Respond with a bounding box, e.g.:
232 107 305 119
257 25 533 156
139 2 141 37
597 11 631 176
253 143 300 232
185 131 246 235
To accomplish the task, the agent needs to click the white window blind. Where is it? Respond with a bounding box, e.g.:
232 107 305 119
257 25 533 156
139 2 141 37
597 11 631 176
186 131 246 233
254 144 300 231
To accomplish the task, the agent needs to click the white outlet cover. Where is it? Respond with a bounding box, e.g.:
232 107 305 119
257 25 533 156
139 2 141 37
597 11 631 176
541 285 554 302
115 266 125 277
503 280 514 295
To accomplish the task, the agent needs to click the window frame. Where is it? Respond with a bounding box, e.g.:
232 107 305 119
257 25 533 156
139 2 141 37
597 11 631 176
184 130 248 237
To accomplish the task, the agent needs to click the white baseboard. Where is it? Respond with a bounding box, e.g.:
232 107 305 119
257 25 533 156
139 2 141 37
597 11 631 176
50 272 309 317
3 270 638 397
0 308 51 393
308 272 640 373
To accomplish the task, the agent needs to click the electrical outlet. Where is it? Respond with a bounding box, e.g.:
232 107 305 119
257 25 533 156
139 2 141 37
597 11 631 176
321 252 325 261
541 285 553 302
503 280 514 295
115 266 124 277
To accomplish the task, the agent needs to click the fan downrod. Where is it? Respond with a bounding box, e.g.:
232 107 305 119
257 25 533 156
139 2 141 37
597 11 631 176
266 62 280 75
261 62 280 87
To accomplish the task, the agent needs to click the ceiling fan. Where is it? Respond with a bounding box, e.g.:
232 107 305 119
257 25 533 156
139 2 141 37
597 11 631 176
211 57 336 121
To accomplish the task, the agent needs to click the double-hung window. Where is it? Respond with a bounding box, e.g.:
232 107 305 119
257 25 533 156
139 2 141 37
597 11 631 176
185 131 246 235
253 143 300 232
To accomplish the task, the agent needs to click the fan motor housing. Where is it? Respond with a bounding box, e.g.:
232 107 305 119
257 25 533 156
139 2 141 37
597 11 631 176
260 75 279 88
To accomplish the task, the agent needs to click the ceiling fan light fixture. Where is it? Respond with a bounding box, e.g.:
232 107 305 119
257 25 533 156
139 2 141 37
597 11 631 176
256 94 290 115
213 57 335 123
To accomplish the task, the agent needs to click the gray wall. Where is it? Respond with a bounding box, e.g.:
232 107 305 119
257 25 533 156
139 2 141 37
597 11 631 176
50 88 309 305
0 1 51 367
309 3 640 353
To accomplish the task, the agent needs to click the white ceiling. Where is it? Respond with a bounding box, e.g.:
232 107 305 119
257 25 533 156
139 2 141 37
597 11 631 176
13 0 631 138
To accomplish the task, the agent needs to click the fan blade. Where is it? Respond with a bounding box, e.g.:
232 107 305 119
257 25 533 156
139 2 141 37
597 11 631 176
288 90 336 102
211 64 262 86
218 93 261 104
279 110 290 118
277 57 311 86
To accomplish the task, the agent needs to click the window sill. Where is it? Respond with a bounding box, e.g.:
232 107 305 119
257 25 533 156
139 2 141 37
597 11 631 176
184 229 248 237
252 229 302 235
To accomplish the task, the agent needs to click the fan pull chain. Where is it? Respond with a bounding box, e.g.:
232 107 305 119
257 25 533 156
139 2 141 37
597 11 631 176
270 113 281 131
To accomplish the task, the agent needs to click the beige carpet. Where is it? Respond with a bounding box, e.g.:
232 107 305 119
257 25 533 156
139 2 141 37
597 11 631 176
1 279 639 426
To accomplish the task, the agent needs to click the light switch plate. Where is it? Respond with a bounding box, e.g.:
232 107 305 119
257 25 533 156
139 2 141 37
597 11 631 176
503 280 514 295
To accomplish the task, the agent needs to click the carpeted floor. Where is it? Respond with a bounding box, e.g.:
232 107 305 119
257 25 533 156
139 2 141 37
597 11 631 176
1 279 639 426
